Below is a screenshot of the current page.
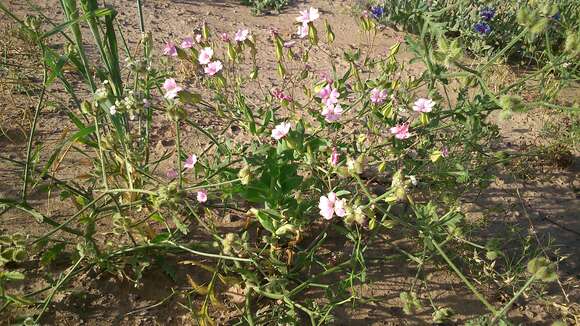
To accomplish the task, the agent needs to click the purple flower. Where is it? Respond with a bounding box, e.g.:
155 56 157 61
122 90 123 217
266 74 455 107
166 169 178 179
370 6 385 19
184 154 197 170
474 21 492 35
330 147 339 166
163 42 177 57
480 7 495 21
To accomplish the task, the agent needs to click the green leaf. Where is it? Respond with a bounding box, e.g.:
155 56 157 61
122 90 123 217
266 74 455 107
527 257 557 282
41 7 115 39
151 232 171 244
172 215 188 235
256 210 275 233
178 90 201 105
2 271 25 281
41 243 66 265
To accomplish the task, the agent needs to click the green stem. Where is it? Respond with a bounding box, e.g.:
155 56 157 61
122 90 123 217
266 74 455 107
175 120 183 188
32 194 107 244
22 62 48 201
479 29 528 73
35 255 85 323
492 275 536 323
431 240 497 314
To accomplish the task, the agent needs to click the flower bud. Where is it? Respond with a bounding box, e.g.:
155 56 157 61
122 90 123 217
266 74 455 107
390 169 407 202
238 165 252 185
564 31 580 57
308 23 318 46
202 22 210 40
347 156 364 175
324 20 335 44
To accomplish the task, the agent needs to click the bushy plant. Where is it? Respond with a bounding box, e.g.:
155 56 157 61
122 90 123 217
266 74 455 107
367 0 580 67
241 0 291 15
0 1 575 324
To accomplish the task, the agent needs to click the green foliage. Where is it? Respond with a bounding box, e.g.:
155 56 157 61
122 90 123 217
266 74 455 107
368 0 580 67
241 0 290 15
527 257 558 282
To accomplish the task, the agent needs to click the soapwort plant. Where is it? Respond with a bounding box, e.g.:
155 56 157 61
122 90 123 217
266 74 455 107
0 0 575 324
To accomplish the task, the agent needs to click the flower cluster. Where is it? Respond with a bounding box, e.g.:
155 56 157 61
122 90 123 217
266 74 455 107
473 21 492 35
370 6 385 19
163 31 226 77
480 7 496 21
296 7 319 38
198 47 223 76
474 8 495 36
318 83 342 122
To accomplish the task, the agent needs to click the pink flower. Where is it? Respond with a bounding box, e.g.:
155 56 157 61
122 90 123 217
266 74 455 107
166 169 178 179
412 98 435 113
272 88 293 102
322 104 343 122
204 60 223 76
163 78 182 99
370 88 388 104
181 37 194 49
283 40 296 48
441 146 449 158
234 29 250 42
220 33 230 42
271 122 291 140
297 23 308 39
198 47 214 65
163 42 177 57
296 7 320 24
196 189 208 203
320 73 333 85
195 34 203 43
330 147 339 166
318 85 340 106
319 192 346 220
390 123 411 140
184 154 197 170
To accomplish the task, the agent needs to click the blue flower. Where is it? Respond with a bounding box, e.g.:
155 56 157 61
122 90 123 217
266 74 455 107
474 21 492 35
370 6 385 19
551 12 561 21
480 7 496 21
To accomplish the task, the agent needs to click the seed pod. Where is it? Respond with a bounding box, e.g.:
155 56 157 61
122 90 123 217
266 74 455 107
308 23 318 46
324 20 335 44
227 43 237 61
274 36 284 61
277 62 286 78
81 100 93 115
250 67 259 79
564 32 580 56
